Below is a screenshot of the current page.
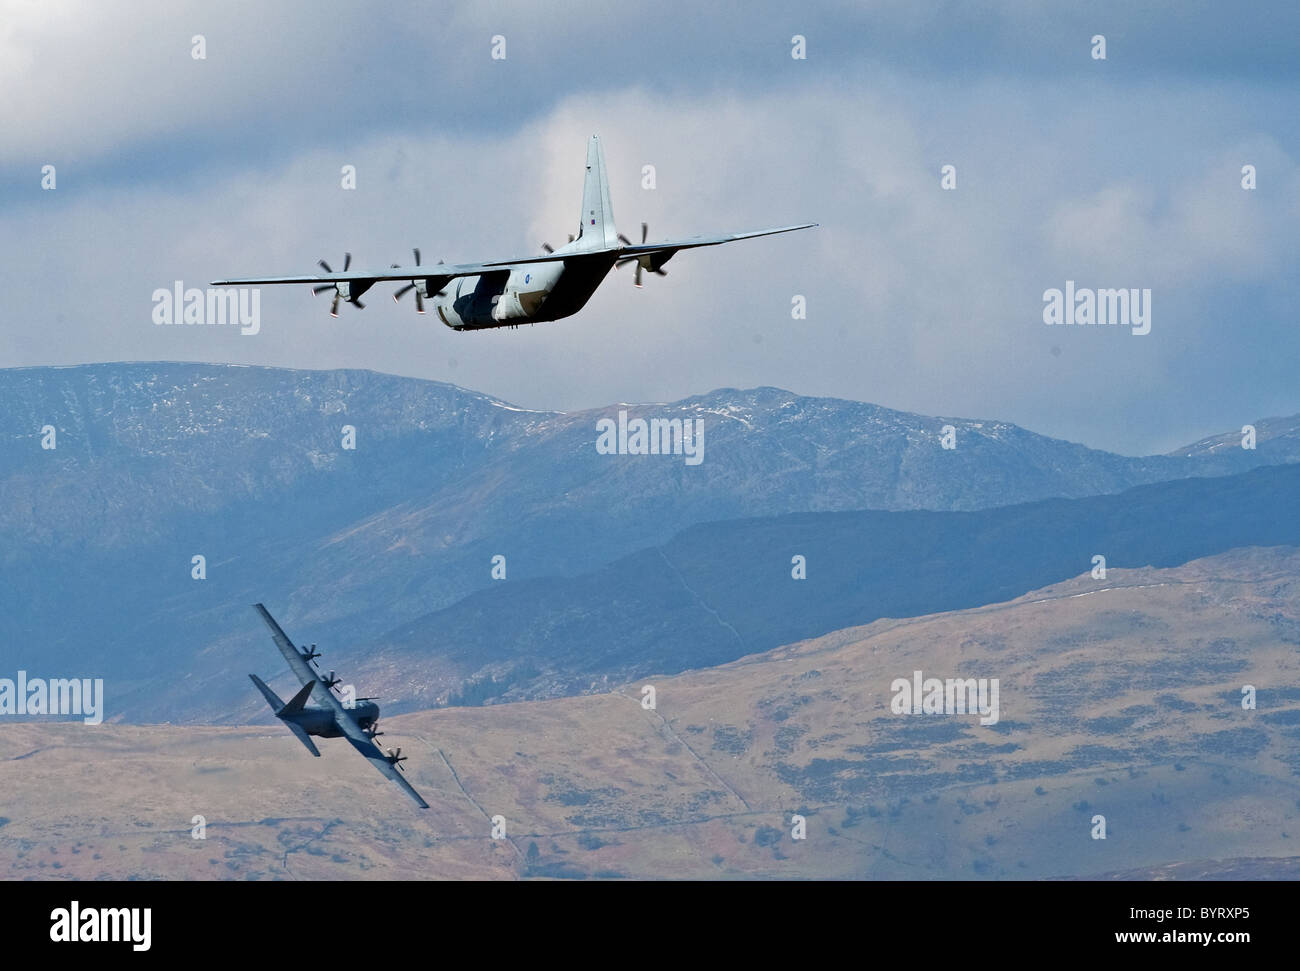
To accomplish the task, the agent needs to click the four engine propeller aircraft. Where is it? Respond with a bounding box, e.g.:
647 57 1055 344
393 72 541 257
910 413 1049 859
213 135 816 330
248 603 429 809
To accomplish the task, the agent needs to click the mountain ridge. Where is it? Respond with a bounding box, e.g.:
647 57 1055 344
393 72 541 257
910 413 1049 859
4 361 1299 725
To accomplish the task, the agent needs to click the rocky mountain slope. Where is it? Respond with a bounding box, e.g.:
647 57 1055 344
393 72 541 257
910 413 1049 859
4 548 1297 880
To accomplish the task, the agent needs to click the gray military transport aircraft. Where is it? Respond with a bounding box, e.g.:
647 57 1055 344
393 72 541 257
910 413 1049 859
213 135 816 328
249 603 429 809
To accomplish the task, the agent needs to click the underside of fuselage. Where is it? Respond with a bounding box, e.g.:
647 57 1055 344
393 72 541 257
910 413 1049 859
433 252 619 330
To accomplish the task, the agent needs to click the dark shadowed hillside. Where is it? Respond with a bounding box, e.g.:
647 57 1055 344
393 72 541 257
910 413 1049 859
338 463 1300 715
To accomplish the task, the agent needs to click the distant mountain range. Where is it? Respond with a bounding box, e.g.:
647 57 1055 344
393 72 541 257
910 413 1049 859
6 363 1297 555
1168 414 1300 459
2 362 1297 723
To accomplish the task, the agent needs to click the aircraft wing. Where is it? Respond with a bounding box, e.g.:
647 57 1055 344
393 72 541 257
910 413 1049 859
212 256 551 288
481 224 821 268
252 603 333 706
341 727 431 809
212 224 817 286
611 223 818 261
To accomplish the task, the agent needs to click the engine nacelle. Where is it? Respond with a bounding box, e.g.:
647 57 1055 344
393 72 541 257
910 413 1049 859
334 279 375 302
641 249 676 273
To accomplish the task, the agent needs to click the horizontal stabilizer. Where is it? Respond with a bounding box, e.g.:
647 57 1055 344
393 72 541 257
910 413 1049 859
250 674 321 757
249 673 284 711
284 721 321 758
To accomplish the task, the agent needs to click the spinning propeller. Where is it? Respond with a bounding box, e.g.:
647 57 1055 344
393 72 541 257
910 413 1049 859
313 253 373 316
392 248 443 314
617 223 667 288
540 235 575 254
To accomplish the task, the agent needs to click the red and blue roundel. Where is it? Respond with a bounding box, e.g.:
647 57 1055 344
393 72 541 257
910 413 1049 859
524 273 531 284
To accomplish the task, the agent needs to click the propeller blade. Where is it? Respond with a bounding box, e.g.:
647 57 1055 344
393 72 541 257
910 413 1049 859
394 283 415 300
318 259 333 273
353 298 365 309
641 222 648 244
568 234 575 243
415 292 424 314
617 234 631 246
330 293 340 317
542 243 554 254
634 264 643 288
413 247 421 266
343 252 352 272
313 284 334 295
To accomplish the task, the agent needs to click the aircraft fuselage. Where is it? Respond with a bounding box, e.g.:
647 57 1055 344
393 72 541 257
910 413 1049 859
285 700 379 739
431 252 618 330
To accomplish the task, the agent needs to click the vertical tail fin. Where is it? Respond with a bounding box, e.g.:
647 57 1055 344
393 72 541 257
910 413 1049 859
249 674 321 757
278 680 317 716
576 134 618 251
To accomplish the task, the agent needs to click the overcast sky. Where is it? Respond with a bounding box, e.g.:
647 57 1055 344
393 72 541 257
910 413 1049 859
2 1 1297 454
